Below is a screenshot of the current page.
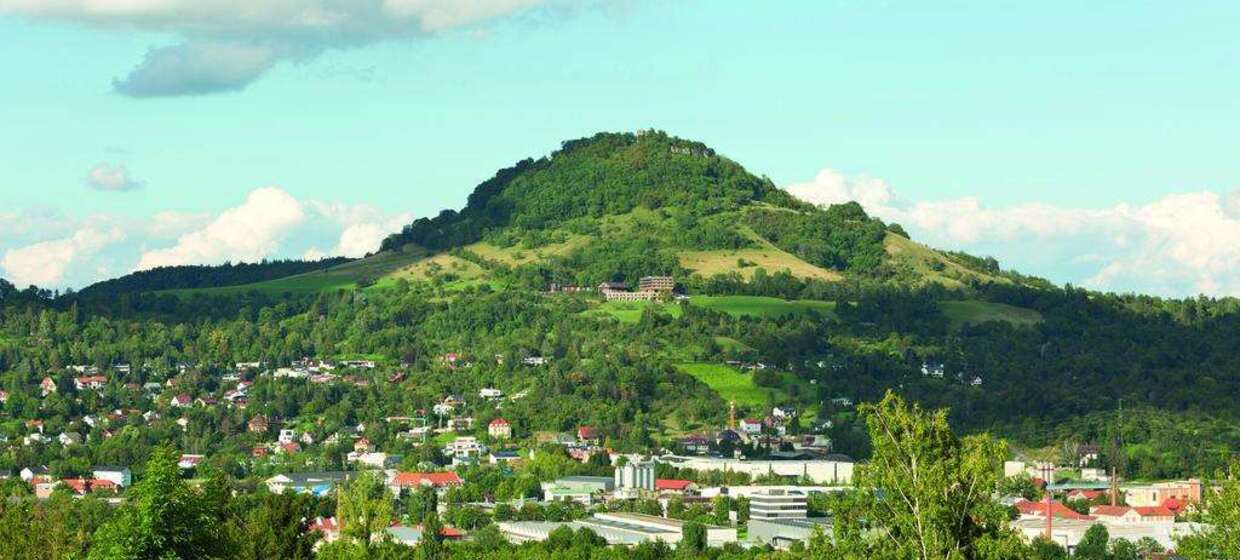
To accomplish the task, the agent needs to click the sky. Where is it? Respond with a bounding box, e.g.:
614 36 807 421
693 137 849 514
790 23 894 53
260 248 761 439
1 1 1238 296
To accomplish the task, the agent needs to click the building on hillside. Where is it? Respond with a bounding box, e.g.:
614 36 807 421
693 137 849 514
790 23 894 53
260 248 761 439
443 436 488 459
388 471 464 496
738 418 763 435
91 466 131 487
638 276 674 293
177 454 205 470
488 418 512 439
750 489 809 519
74 375 108 391
265 472 353 496
40 377 57 396
248 415 269 433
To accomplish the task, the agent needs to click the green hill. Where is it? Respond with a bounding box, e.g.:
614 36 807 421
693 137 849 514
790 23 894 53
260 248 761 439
141 130 1038 299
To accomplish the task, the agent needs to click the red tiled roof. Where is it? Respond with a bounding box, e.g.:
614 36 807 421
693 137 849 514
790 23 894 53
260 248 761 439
489 418 509 427
1091 505 1133 517
1014 499 1094 520
655 479 693 491
309 516 340 533
1134 506 1175 518
391 471 463 488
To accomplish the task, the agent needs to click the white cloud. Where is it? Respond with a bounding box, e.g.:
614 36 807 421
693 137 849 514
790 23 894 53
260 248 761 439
136 187 307 269
0 0 560 96
785 169 1240 297
85 162 144 191
1 224 124 287
0 187 413 289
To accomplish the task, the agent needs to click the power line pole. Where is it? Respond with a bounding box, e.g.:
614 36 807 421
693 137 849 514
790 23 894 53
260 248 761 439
1041 463 1055 540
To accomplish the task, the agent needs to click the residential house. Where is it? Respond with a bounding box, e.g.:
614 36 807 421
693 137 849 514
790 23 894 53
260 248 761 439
388 471 463 496
443 436 488 459
489 418 512 439
279 442 302 454
178 454 205 470
170 394 192 408
577 426 601 444
353 438 373 454
248 415 269 433
265 472 353 495
58 432 82 446
278 428 298 444
40 377 57 396
74 375 108 391
739 418 763 435
479 387 503 400
679 435 711 455
92 466 131 487
489 450 522 464
20 466 50 482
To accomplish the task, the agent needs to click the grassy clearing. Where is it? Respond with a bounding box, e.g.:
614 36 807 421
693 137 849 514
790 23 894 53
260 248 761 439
713 336 753 352
692 295 836 319
675 363 777 408
884 233 1008 289
940 300 1042 327
586 296 835 324
680 226 843 282
465 235 592 266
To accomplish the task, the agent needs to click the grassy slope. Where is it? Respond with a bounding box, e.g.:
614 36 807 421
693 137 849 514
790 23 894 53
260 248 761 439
884 233 1012 288
940 300 1043 327
675 362 783 408
585 295 838 324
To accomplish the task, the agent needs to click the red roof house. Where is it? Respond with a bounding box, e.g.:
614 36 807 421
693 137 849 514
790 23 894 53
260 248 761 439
390 471 463 491
655 479 695 492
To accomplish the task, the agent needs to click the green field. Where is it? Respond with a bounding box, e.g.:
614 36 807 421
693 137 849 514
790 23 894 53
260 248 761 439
940 300 1042 327
675 362 778 407
587 295 836 324
692 295 837 319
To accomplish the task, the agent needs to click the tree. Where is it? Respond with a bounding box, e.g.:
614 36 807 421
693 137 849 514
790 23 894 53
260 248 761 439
821 391 1024 560
336 472 393 555
679 521 706 554
1073 524 1108 560
88 446 233 560
418 511 445 560
1177 474 1240 560
1028 537 1068 560
232 491 320 560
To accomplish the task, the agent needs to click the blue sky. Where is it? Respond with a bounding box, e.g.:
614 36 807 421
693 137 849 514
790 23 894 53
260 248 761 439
2 1 1239 295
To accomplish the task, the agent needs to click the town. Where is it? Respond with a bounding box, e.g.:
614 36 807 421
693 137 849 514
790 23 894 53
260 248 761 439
3 351 1229 557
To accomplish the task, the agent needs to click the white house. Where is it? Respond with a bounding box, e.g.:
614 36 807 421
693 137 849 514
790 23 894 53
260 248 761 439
488 418 512 439
739 418 763 435
92 466 132 487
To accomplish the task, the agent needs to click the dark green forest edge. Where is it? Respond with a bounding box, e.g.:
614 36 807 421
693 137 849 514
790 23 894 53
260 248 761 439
2 131 1240 558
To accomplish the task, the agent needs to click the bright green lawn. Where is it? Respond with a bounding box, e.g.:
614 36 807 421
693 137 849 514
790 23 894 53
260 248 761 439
675 362 779 408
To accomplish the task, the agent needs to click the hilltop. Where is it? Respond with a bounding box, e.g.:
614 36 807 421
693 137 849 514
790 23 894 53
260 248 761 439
84 131 1040 297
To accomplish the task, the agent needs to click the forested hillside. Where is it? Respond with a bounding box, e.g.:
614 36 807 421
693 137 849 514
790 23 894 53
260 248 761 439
5 130 1240 482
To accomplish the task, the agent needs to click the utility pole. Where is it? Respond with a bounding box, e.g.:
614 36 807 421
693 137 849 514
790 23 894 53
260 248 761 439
1041 463 1056 540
